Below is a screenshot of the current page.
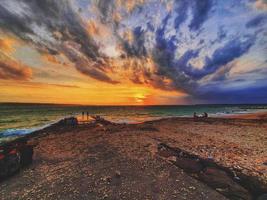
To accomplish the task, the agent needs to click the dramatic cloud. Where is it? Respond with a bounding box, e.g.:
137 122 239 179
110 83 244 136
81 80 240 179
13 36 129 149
195 85 267 104
246 13 267 28
189 35 256 79
0 53 32 80
0 0 266 103
189 0 213 31
0 0 117 84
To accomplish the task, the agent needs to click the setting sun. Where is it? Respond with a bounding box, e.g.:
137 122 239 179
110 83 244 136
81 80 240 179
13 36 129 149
134 93 146 104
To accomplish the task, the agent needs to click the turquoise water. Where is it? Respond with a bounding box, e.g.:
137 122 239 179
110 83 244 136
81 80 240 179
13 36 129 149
0 103 266 142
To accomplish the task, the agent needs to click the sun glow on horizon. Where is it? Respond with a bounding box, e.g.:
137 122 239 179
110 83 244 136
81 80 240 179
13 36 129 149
0 79 188 105
134 93 146 104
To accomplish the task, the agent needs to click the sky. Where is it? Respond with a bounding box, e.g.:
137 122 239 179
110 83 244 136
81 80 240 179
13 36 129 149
0 0 266 105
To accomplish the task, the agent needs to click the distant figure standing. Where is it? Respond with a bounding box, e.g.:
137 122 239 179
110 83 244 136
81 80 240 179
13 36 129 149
82 111 84 120
204 112 208 118
86 112 89 121
193 112 197 118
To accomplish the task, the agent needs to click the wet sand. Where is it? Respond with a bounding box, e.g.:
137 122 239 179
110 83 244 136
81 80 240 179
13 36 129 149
0 114 267 200
222 111 267 120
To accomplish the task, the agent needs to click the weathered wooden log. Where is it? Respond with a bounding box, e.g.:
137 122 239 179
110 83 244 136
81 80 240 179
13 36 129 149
0 138 34 180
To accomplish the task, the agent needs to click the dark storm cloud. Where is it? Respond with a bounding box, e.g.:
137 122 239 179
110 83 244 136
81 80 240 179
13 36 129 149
0 57 32 80
154 13 176 68
119 0 214 60
174 1 189 30
173 0 213 32
246 13 267 28
189 0 214 31
176 49 200 72
61 41 119 84
114 0 214 92
0 0 117 83
122 26 147 58
194 85 267 104
77 67 119 84
152 13 197 92
217 26 227 42
96 0 115 23
201 36 256 77
182 35 256 79
203 61 235 82
146 2 258 95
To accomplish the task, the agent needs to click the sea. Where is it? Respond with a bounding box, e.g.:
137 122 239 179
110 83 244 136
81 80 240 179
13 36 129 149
0 103 267 143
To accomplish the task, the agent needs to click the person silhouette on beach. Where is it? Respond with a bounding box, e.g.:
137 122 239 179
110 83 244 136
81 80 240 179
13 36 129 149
86 112 89 121
82 111 84 120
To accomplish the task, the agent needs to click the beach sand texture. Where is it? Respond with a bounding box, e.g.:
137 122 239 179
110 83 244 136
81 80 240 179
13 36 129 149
0 114 266 200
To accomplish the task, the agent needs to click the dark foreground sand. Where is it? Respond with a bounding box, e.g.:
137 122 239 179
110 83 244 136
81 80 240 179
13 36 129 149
0 114 267 200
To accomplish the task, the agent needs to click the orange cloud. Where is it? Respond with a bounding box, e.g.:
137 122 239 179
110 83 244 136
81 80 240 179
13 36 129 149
254 0 267 10
113 12 122 23
86 20 111 39
43 54 60 64
123 29 134 44
105 55 178 91
0 53 32 80
0 36 17 54
41 53 70 67
116 0 145 12
86 20 99 36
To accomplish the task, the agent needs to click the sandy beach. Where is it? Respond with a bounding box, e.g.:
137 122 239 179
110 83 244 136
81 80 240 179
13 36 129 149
0 114 267 200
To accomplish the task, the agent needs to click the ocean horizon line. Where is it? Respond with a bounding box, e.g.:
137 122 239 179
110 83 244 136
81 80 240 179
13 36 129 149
1 102 267 107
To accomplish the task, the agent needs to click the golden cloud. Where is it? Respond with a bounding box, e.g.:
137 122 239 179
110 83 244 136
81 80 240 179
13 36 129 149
85 19 112 40
116 0 145 12
0 37 16 54
123 29 134 44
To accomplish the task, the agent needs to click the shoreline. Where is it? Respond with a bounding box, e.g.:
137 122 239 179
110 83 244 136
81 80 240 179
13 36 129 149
1 110 267 140
220 111 267 120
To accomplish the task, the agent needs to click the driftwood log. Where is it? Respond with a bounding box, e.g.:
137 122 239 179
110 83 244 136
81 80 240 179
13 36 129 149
0 137 34 180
